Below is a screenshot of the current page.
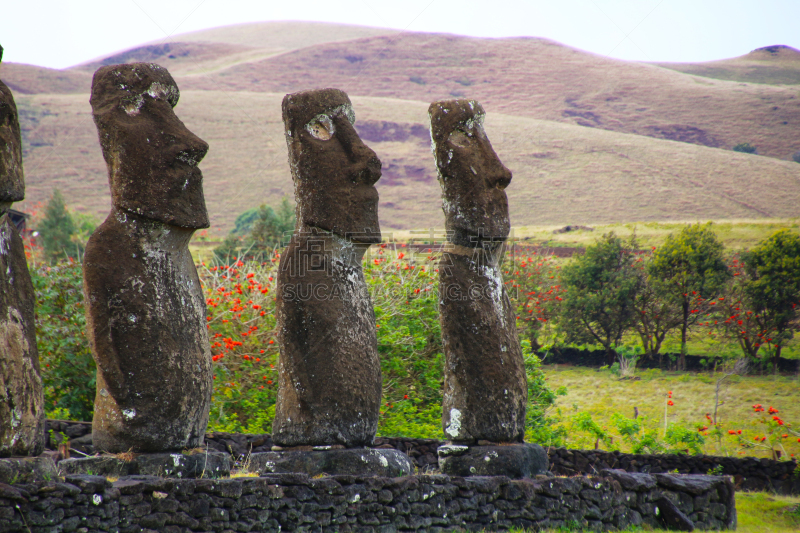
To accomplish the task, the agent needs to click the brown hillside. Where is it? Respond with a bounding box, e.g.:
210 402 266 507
655 45 800 86
6 23 800 233
13 91 800 234
172 32 800 160
71 41 279 77
0 63 92 94
162 20 399 50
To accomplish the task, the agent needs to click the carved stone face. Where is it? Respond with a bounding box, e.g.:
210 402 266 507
0 46 25 209
430 99 512 248
90 63 209 229
282 88 381 244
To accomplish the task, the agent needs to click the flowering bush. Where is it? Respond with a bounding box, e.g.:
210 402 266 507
32 260 96 421
725 403 799 460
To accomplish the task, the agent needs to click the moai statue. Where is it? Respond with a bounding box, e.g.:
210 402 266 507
249 89 410 477
273 88 382 448
0 44 45 458
84 63 213 453
430 99 547 478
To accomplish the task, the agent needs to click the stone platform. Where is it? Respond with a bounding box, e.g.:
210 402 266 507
57 450 230 478
247 447 413 477
0 456 58 483
438 442 549 479
0 471 737 531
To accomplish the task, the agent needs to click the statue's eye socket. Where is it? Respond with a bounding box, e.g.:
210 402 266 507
306 115 335 140
447 128 471 148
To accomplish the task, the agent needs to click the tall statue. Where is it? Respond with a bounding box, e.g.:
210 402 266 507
430 99 547 478
273 88 383 447
84 63 212 453
0 44 45 457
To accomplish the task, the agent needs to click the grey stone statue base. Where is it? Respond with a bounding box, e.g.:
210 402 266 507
0 456 58 484
57 450 230 479
247 448 413 477
438 443 549 479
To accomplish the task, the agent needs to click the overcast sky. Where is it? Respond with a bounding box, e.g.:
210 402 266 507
2 0 799 69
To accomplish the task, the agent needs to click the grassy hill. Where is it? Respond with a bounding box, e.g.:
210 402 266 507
3 22 800 232
174 31 800 160
655 44 800 86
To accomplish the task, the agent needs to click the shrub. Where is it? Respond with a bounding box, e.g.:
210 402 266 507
32 260 96 420
733 142 757 154
792 151 800 164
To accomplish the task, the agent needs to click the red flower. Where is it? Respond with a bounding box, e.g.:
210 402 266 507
667 400 674 406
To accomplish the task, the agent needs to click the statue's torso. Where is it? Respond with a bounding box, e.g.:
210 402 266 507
83 209 211 452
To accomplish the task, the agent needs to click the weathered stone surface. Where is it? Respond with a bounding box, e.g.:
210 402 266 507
59 450 230 478
0 46 44 458
58 455 130 478
654 473 724 496
430 99 526 443
601 468 658 491
438 443 548 479
89 63 209 228
0 456 56 483
0 54 24 209
273 88 382 447
657 495 695 531
249 448 412 477
85 63 212 453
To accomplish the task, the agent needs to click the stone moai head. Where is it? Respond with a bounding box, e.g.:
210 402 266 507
90 63 209 228
282 88 381 244
0 45 25 212
429 99 512 249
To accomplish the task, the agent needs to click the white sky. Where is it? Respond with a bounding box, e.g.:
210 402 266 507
2 0 799 69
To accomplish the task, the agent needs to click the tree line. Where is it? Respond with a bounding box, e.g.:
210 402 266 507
512 224 800 373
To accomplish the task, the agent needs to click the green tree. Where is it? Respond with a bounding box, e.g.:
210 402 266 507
231 207 259 236
649 223 730 369
632 272 686 362
215 198 296 263
560 233 641 364
37 189 80 263
743 229 800 372
250 197 295 253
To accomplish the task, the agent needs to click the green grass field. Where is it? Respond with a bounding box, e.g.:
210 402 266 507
512 218 800 251
542 365 800 460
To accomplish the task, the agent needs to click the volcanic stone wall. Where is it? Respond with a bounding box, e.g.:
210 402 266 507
0 471 735 532
547 448 800 495
44 422 800 495
540 347 800 373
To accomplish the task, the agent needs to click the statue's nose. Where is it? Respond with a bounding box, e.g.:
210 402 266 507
489 164 512 190
167 125 208 167
480 140 512 190
334 114 381 185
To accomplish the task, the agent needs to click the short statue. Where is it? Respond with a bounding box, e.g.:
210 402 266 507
430 99 547 478
84 63 212 453
273 88 383 448
0 44 45 457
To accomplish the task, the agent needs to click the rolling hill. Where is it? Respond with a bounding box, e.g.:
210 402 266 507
3 22 800 233
655 45 800 86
